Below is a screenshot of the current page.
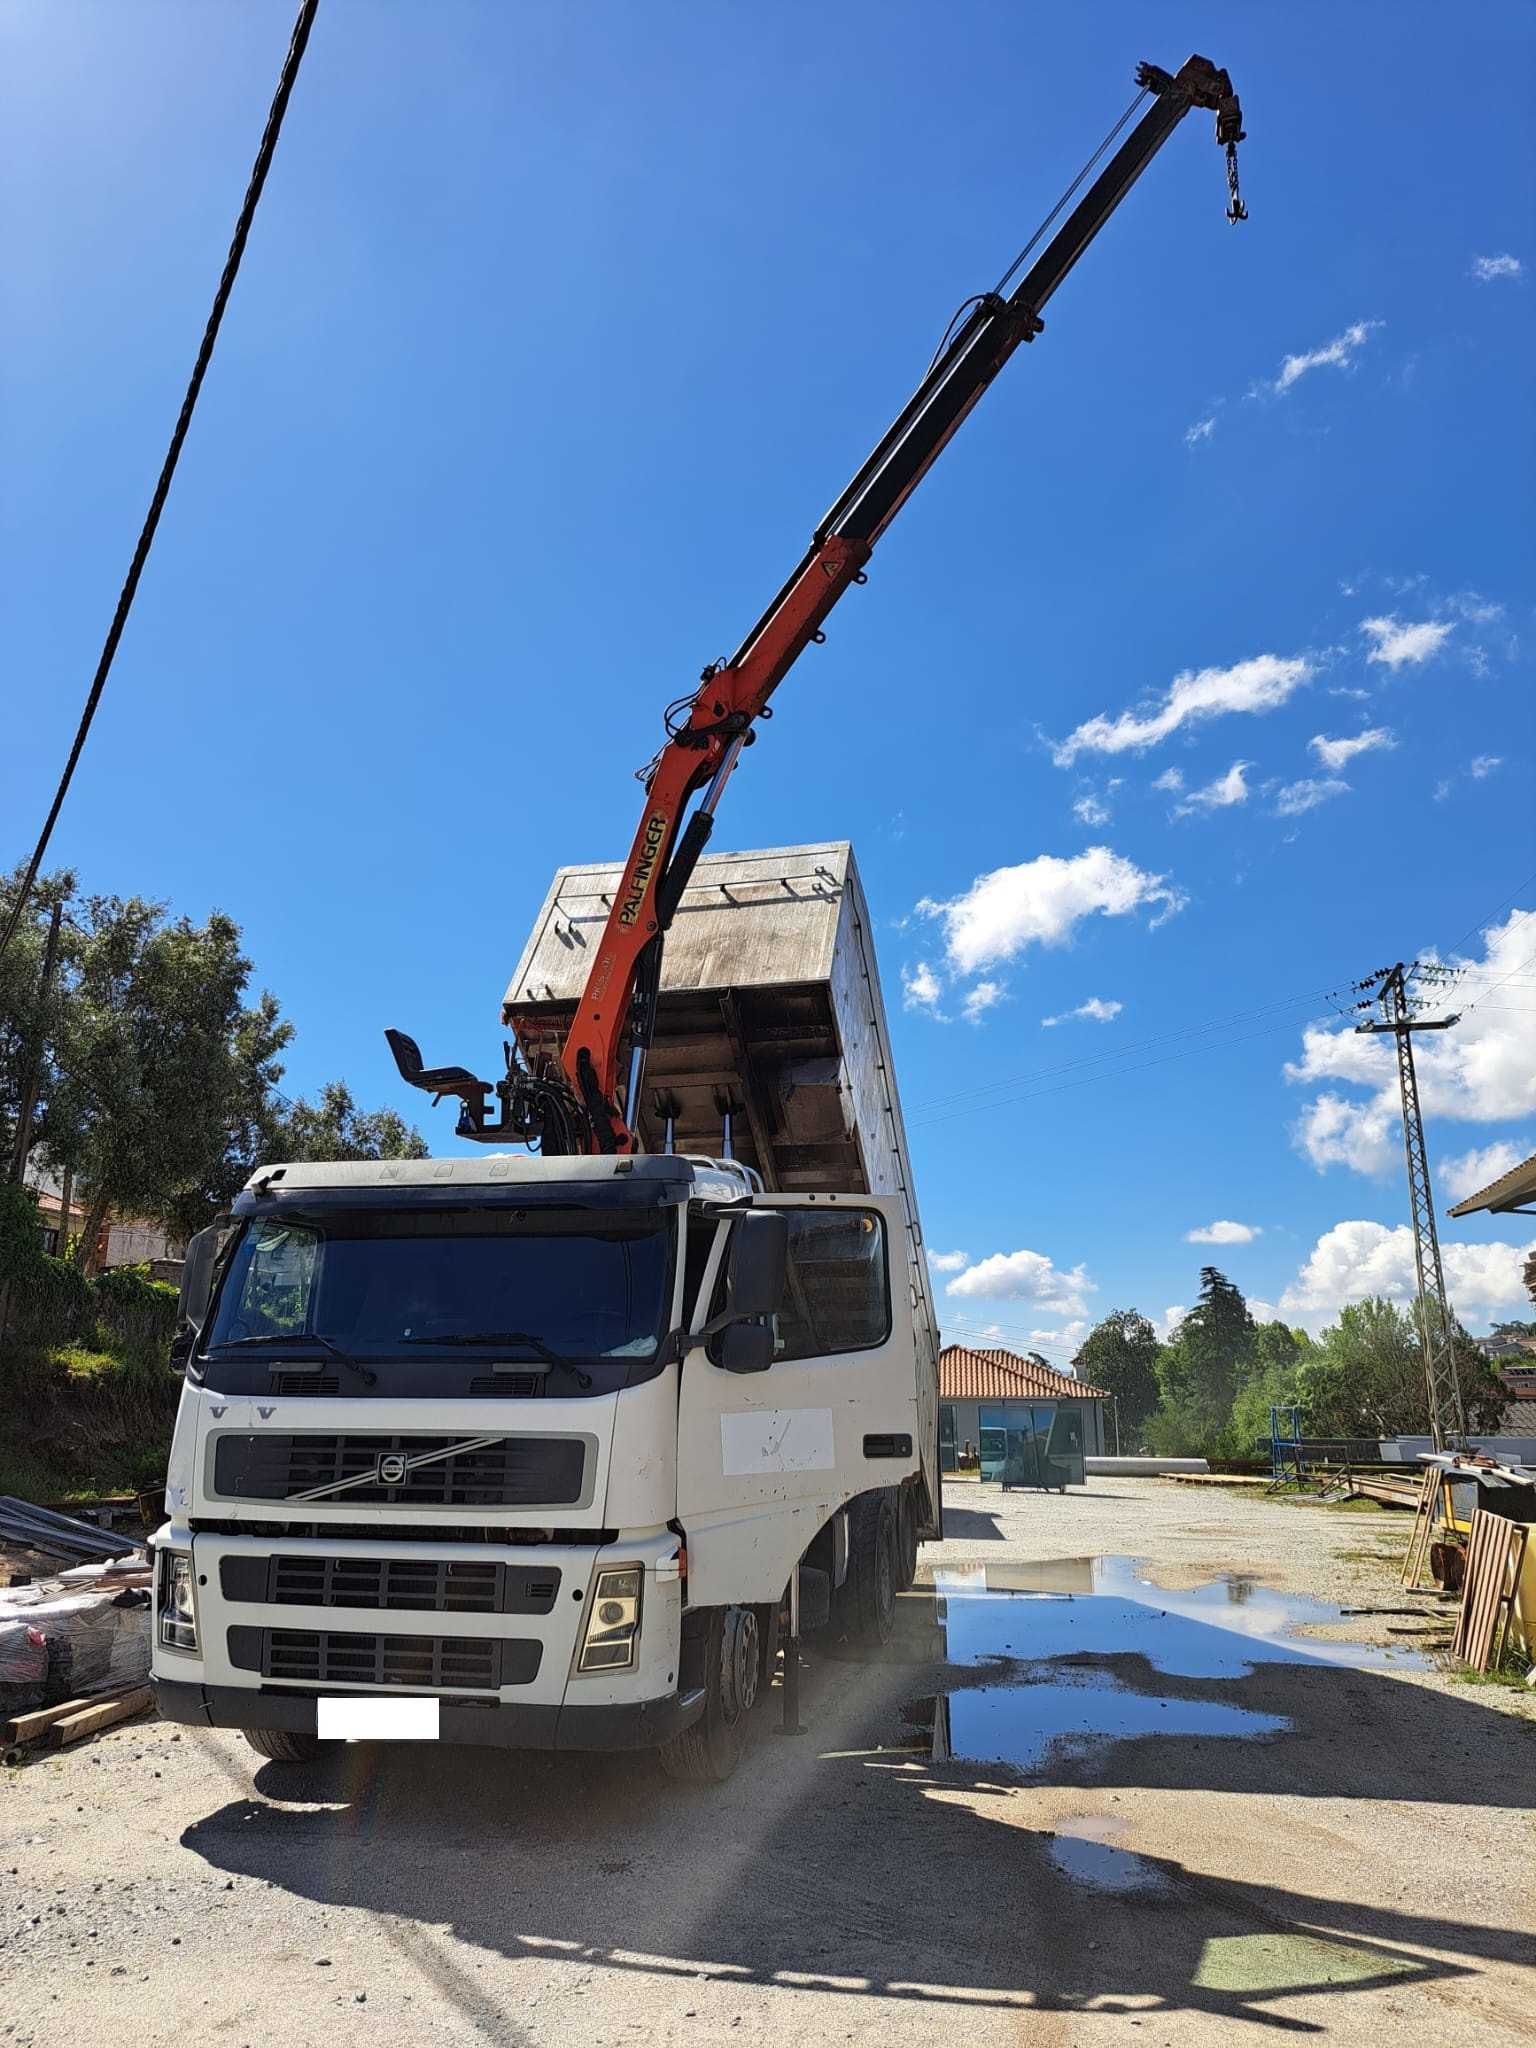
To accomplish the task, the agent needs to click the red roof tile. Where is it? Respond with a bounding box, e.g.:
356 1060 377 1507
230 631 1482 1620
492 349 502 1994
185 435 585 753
938 1344 1107 1403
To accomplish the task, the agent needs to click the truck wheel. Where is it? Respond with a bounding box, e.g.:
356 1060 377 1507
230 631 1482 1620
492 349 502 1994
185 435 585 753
659 1605 758 1783
244 1727 322 1765
837 1492 897 1650
896 1488 919 1592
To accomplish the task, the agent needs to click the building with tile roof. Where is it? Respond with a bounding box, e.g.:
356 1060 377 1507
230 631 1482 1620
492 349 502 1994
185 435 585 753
938 1343 1108 1486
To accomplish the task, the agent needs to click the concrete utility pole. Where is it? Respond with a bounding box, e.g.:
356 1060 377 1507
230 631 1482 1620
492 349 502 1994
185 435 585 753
1355 962 1466 1450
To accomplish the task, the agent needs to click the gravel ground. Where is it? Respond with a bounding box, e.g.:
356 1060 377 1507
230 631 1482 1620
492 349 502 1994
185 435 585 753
2 1477 1533 2047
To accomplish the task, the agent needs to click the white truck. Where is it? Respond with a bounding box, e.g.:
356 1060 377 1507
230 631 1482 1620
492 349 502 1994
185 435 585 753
150 52 1247 1779
152 845 941 1780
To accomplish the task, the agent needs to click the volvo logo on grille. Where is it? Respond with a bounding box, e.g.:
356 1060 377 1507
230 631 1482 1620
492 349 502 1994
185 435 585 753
376 1453 408 1485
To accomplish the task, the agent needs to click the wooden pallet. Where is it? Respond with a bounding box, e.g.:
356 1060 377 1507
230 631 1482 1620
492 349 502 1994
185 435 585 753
1401 1467 1447 1589
1452 1510 1529 1673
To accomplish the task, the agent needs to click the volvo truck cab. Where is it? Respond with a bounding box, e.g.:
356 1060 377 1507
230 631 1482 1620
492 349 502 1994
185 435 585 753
152 1152 933 1780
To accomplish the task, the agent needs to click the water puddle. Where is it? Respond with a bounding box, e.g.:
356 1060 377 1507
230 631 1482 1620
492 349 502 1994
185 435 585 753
1045 1814 1174 1896
911 1676 1287 1776
932 1557 1427 1675
903 1553 1426 1779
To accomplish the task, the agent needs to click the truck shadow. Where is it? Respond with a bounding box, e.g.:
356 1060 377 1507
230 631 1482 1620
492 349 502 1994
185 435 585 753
932 1505 1006 1541
179 1625 1533 2032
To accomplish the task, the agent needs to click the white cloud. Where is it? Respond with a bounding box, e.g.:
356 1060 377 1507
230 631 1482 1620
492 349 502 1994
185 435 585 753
1437 754 1506 802
1030 1319 1090 1359
1174 760 1251 817
902 960 945 1017
1471 253 1523 283
947 1249 1094 1318
1259 319 1382 396
1158 1305 1187 1340
1440 1141 1530 1204
1052 653 1313 764
917 848 1184 975
1041 996 1122 1028
1293 1093 1399 1177
1073 791 1112 826
1309 727 1395 771
1185 416 1217 445
1151 767 1184 793
1279 1218 1535 1335
1287 911 1536 1179
1361 615 1453 669
927 1248 971 1274
962 979 1005 1024
1273 776 1350 817
1186 1220 1262 1245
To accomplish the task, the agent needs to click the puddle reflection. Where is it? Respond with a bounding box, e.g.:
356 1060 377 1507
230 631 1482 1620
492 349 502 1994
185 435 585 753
1045 1813 1176 1896
931 1556 1427 1674
904 1553 1427 1778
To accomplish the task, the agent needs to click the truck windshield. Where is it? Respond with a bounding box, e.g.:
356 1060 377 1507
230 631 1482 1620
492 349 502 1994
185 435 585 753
202 1207 672 1396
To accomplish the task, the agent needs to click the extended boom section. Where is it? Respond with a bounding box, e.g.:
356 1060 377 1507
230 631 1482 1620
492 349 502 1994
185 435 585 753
386 55 1245 1155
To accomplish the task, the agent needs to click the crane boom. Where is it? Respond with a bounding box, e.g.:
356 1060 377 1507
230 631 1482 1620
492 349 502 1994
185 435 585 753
387 54 1247 1153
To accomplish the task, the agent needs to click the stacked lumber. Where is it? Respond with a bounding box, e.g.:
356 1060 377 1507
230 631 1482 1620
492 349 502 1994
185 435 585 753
1346 1471 1424 1510
1452 1509 1530 1674
3 1686 155 1766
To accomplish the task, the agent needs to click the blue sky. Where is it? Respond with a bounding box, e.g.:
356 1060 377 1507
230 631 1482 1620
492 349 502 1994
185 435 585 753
5 2 1533 1353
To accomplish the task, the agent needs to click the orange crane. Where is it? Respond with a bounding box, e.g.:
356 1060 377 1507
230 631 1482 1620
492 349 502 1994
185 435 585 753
388 54 1248 1153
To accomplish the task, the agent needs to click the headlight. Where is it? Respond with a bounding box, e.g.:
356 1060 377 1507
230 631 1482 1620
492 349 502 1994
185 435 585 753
159 1551 199 1653
578 1565 642 1672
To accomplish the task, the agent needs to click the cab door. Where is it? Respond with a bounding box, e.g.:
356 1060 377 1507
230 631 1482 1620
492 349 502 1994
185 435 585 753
675 1193 919 1535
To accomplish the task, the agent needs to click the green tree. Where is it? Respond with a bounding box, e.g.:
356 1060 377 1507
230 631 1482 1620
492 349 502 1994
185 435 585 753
1073 1309 1161 1439
38 893 288 1267
5 872 431 1256
1152 1266 1255 1451
1230 1321 1311 1455
270 1080 427 1164
0 867 79 1177
1293 1295 1506 1439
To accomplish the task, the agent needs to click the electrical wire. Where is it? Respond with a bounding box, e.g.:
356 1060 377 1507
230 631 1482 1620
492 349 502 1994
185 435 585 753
0 0 321 963
1436 869 1536 965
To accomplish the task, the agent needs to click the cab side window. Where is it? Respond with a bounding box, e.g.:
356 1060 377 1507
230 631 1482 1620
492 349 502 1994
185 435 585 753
773 1209 889 1361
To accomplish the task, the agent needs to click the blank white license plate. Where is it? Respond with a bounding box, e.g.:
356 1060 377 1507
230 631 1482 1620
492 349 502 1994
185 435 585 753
316 1696 440 1741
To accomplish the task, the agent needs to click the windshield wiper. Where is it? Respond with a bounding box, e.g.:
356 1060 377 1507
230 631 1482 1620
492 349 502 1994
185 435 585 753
402 1331 593 1389
214 1331 377 1388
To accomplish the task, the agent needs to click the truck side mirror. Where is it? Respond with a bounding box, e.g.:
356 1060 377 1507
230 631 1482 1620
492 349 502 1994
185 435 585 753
714 1320 774 1374
723 1210 787 1321
172 1224 222 1374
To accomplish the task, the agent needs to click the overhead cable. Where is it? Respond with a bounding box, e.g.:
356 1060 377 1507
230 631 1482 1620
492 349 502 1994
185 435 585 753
0 0 321 961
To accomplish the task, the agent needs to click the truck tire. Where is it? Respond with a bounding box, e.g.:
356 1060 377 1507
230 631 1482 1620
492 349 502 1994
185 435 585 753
895 1486 919 1592
836 1491 897 1650
244 1727 322 1765
659 1605 759 1783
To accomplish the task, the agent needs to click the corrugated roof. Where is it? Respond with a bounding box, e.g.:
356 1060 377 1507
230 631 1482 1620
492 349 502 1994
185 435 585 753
1448 1147 1536 1218
939 1344 1107 1403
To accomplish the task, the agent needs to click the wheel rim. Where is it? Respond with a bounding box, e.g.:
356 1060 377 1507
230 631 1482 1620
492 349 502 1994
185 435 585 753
720 1606 760 1721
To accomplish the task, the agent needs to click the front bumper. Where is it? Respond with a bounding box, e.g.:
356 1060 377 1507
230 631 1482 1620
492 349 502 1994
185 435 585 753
153 1675 703 1752
151 1525 687 1735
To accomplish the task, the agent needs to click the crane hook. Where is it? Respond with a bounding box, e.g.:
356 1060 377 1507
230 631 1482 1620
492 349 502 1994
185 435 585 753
1224 141 1248 224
